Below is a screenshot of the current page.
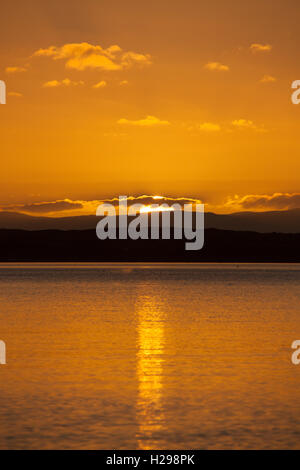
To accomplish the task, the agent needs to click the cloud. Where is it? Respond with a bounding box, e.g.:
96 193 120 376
42 80 61 88
8 92 22 97
3 194 300 218
120 80 129 86
232 119 256 129
3 200 83 214
105 195 203 208
103 132 128 138
0 195 203 217
61 78 84 86
204 62 229 72
93 80 107 89
260 74 277 83
33 42 152 71
42 78 84 88
121 51 152 68
231 119 267 133
5 66 27 74
198 122 221 132
250 43 272 53
189 119 265 134
118 115 170 127
225 193 300 212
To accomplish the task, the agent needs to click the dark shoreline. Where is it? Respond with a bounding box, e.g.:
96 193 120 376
1 228 300 262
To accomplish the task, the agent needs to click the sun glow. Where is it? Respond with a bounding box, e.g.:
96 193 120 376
139 205 175 214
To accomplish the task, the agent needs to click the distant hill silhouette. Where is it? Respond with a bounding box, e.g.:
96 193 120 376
0 228 300 262
1 208 300 233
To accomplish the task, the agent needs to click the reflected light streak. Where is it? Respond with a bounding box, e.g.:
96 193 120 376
136 294 166 449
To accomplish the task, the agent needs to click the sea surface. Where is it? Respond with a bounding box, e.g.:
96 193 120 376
0 263 300 449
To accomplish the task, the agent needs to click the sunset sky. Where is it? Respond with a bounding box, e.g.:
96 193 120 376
1 0 300 215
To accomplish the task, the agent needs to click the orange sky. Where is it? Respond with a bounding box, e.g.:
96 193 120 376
1 0 300 215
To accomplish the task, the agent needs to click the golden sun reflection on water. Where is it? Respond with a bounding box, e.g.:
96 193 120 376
136 294 166 449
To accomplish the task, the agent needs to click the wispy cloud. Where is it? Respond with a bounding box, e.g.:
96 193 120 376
188 119 266 134
8 92 23 97
5 66 27 74
231 119 267 132
225 193 300 211
250 43 272 53
42 78 84 88
198 122 221 132
93 80 107 89
232 119 256 129
118 115 170 127
121 51 152 68
260 74 277 83
1 200 83 215
204 62 229 72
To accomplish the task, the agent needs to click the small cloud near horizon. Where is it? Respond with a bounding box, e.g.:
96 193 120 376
1 200 83 215
118 115 170 127
225 193 300 212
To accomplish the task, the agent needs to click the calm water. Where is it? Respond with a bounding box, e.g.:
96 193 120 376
0 263 300 450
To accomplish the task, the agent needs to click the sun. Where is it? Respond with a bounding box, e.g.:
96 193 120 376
140 205 174 214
